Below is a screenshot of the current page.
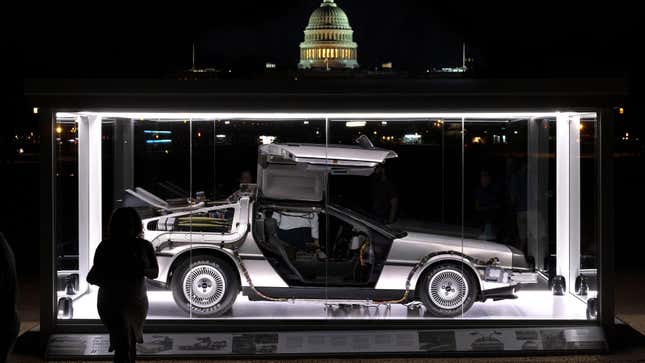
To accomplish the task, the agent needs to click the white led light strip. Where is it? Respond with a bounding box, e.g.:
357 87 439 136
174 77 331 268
57 111 597 121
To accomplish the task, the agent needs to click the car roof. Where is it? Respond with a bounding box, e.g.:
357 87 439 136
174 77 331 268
259 143 397 167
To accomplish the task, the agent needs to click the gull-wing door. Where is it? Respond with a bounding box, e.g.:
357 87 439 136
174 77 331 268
257 143 397 202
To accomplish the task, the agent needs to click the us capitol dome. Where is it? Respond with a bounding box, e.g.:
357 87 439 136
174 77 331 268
298 0 359 70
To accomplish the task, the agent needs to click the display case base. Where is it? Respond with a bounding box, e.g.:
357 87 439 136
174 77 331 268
46 326 607 359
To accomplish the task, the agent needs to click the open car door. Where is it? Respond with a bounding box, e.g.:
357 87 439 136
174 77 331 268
258 143 398 202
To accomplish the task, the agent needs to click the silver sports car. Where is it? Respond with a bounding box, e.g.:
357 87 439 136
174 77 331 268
142 142 537 317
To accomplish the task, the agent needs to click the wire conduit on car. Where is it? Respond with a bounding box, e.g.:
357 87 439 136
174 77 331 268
232 250 290 302
373 253 434 304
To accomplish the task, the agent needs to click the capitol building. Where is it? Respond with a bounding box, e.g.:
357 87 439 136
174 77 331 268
298 0 359 70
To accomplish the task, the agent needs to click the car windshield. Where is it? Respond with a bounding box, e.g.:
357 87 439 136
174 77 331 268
327 203 406 239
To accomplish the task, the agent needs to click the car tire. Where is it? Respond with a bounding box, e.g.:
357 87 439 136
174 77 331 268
171 255 239 317
419 263 478 317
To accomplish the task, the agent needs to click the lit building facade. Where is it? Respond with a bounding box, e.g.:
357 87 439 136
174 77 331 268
298 0 359 70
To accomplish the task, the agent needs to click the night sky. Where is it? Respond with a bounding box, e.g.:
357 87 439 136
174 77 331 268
18 1 636 78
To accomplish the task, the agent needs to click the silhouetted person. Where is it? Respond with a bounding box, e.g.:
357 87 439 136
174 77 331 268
87 208 159 363
0 232 19 363
371 166 399 224
474 170 502 241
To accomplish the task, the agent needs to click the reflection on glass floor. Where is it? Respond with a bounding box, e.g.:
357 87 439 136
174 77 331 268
67 287 594 320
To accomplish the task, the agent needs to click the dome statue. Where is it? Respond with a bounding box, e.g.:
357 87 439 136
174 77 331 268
298 0 359 70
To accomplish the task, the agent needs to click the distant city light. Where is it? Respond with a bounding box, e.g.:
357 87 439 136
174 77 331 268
403 133 422 144
265 62 276 69
381 121 388 125
146 139 172 144
259 135 277 145
303 121 310 125
381 62 393 69
514 130 519 135
224 121 230 125
472 137 482 144
18 148 24 154
373 131 378 135
216 134 227 139
197 131 202 138
619 107 624 115
144 130 172 134
33 107 39 114
579 123 584 131
56 126 62 134
436 67 466 73
346 121 366 128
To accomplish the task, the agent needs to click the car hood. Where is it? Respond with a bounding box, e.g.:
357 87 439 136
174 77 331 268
392 231 516 269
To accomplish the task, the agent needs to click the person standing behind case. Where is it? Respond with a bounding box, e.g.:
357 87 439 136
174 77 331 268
87 208 159 363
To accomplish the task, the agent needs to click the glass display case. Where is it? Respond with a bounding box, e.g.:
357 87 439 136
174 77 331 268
31 79 621 357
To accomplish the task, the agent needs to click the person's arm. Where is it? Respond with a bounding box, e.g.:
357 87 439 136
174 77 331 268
311 213 319 244
142 241 159 279
86 243 105 285
310 214 327 259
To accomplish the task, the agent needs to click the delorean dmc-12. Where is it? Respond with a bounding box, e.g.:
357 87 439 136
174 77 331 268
141 140 537 317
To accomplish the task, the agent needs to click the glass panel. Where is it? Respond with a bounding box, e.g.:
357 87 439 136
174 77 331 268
186 117 326 319
53 111 599 323
576 115 599 313
53 115 79 320
327 118 464 319
462 114 598 320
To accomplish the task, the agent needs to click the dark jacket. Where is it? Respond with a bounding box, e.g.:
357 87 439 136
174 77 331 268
87 237 158 355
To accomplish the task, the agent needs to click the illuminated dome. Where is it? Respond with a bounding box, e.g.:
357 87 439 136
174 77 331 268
298 0 359 70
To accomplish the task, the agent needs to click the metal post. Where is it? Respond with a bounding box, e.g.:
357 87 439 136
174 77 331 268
77 115 102 295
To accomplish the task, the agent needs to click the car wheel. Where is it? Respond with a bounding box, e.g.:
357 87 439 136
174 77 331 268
419 263 478 317
171 255 239 317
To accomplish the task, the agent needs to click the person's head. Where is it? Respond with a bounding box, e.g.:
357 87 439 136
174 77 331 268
239 170 253 184
108 207 143 240
480 170 492 187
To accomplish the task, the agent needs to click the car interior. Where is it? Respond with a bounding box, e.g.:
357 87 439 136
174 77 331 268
253 206 393 287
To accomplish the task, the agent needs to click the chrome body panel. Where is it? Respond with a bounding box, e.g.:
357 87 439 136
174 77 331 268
143 197 288 289
375 232 518 293
387 232 514 268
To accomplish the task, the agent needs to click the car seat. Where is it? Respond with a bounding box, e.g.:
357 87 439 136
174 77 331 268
260 217 305 282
